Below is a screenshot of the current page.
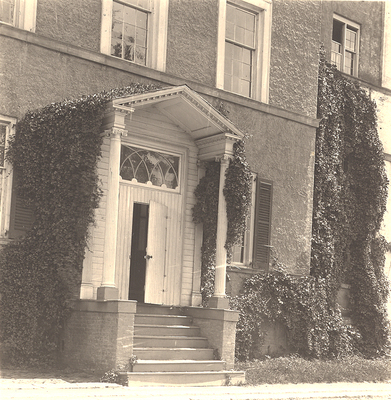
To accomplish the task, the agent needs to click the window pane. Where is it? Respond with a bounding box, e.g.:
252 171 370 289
0 0 16 24
344 51 354 75
112 1 148 65
345 28 356 52
224 42 252 97
332 19 343 44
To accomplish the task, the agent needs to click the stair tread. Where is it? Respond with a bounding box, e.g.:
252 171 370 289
135 324 196 327
134 335 206 339
122 371 244 375
134 360 224 364
134 347 212 350
136 314 191 318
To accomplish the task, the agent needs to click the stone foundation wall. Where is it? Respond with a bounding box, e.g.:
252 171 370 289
60 300 136 373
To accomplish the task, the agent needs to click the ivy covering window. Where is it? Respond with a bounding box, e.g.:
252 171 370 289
111 0 149 65
231 173 256 265
331 16 360 76
120 145 180 190
224 4 256 97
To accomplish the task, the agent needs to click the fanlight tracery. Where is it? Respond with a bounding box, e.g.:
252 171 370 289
120 145 179 190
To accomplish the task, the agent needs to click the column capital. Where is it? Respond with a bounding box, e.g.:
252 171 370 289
215 154 231 164
104 127 128 138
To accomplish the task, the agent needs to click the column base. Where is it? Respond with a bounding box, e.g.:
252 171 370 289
80 283 94 300
97 286 119 300
208 296 230 309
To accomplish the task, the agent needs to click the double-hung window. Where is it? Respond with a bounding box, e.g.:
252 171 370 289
231 176 273 270
101 0 168 71
0 0 37 31
225 4 256 97
331 15 360 76
216 0 272 103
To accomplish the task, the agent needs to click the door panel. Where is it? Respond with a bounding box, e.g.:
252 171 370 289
144 201 167 304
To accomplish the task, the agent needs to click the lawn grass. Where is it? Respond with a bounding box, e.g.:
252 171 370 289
235 356 391 385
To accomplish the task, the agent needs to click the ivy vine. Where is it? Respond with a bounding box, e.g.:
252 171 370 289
230 265 360 361
312 49 389 357
0 83 160 366
231 49 389 360
192 141 252 303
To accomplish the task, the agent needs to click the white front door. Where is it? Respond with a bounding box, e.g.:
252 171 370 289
144 200 168 304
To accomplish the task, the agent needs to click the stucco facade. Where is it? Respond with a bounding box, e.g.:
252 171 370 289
0 0 390 370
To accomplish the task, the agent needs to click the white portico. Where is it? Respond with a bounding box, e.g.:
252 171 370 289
80 85 244 308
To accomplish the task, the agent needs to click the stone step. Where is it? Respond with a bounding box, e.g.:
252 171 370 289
136 304 184 315
133 347 214 360
132 360 226 372
133 335 209 348
135 314 193 326
134 323 201 337
118 370 246 387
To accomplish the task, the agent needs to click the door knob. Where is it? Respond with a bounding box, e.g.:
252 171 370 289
144 254 153 260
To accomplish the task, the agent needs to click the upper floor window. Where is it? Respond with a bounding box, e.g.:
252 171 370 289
120 144 180 190
101 0 168 71
111 0 149 65
331 15 360 76
0 0 37 31
216 0 271 103
225 4 256 97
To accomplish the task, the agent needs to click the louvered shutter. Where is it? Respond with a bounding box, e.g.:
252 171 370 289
9 173 34 238
253 179 272 270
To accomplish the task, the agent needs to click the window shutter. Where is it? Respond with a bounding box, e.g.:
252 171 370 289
253 179 272 270
9 173 34 238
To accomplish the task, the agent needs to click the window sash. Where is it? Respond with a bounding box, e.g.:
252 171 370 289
224 3 256 97
231 173 257 266
331 16 359 76
111 0 150 65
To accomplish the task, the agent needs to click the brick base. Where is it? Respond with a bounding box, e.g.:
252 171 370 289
60 300 137 373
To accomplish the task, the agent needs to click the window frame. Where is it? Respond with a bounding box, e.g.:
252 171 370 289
100 0 168 71
0 0 37 31
119 142 182 193
230 172 257 267
216 0 272 103
0 116 15 238
331 14 360 77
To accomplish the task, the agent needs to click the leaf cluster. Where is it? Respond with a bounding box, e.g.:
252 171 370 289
231 268 360 361
0 83 160 366
192 142 253 304
311 48 389 356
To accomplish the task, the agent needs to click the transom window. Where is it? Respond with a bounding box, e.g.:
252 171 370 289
111 0 149 65
120 145 180 190
331 16 360 76
224 4 256 97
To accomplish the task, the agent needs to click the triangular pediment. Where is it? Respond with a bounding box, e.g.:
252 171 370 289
112 85 244 142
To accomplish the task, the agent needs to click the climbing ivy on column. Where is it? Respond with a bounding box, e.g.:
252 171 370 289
0 84 160 366
193 141 252 303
